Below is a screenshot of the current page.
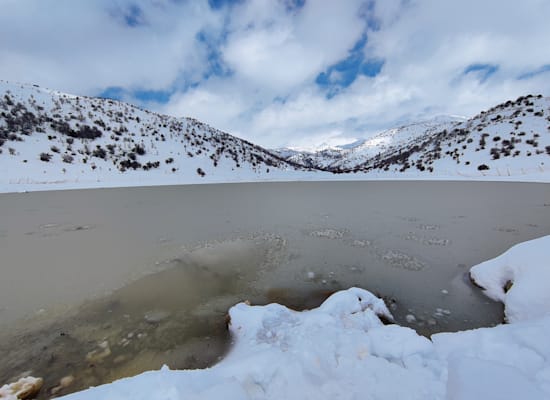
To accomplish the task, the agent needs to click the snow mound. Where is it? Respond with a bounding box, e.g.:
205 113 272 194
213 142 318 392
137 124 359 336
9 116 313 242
57 238 550 399
433 313 550 399
470 235 550 323
445 356 547 400
62 288 445 400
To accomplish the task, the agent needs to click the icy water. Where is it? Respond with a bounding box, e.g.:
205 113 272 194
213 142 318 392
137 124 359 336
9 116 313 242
0 181 549 398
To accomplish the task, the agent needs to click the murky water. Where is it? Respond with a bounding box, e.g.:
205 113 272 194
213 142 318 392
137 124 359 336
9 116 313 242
0 181 549 398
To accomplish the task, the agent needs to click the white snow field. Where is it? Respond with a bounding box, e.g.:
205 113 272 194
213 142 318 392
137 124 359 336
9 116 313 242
46 236 549 400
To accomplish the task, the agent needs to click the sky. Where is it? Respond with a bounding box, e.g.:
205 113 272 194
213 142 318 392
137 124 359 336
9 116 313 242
1 0 549 149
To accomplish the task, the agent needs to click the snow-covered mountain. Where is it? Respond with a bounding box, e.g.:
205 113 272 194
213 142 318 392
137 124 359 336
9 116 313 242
1 80 549 192
275 96 550 177
0 81 312 191
273 116 465 170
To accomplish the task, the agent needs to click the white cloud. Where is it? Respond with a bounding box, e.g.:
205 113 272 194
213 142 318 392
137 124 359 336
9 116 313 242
1 0 549 148
163 0 550 148
0 0 220 93
164 80 249 134
358 0 550 121
221 0 366 91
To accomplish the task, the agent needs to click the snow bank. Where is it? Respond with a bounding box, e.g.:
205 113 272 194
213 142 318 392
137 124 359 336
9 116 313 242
432 315 550 400
470 235 550 323
56 236 550 399
62 288 445 400
444 355 548 400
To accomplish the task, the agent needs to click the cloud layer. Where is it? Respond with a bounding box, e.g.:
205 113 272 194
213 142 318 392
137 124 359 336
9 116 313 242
1 0 549 148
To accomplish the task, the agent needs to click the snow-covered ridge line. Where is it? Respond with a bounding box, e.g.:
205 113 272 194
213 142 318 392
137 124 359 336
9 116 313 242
1 80 550 193
46 236 550 400
274 116 465 170
275 95 550 177
0 80 312 193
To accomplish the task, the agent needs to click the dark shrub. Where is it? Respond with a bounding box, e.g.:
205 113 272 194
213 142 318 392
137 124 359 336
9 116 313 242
92 146 107 159
40 152 52 162
67 125 102 140
133 144 146 155
119 159 141 170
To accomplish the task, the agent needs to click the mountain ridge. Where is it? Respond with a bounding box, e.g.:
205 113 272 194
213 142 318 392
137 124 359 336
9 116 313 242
0 80 314 191
273 115 466 170
1 80 549 192
275 96 549 176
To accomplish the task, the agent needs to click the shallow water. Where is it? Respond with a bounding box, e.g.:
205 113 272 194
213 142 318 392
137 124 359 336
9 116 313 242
0 181 549 398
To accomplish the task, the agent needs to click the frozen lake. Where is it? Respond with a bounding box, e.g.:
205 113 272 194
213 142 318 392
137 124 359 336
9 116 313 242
0 181 549 397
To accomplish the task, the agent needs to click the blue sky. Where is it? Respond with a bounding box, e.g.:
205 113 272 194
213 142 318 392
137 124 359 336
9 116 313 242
463 64 499 84
1 0 549 149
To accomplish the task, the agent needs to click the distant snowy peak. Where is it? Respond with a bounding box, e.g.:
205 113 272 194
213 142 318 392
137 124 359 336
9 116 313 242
344 116 465 154
273 116 465 170
274 97 550 176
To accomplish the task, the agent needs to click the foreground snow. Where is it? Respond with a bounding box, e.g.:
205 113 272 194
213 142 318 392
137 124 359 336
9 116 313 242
56 236 550 400
470 235 550 323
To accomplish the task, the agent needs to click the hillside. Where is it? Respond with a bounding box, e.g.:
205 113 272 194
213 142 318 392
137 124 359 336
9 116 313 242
274 116 465 170
0 81 549 192
277 96 550 178
0 81 312 191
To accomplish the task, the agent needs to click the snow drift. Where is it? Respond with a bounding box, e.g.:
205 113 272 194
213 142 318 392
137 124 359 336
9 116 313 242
55 236 550 400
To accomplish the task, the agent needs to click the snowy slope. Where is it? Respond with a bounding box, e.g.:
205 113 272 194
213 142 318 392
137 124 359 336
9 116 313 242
1 81 549 193
0 81 314 192
276 96 550 178
361 95 550 177
274 116 465 170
